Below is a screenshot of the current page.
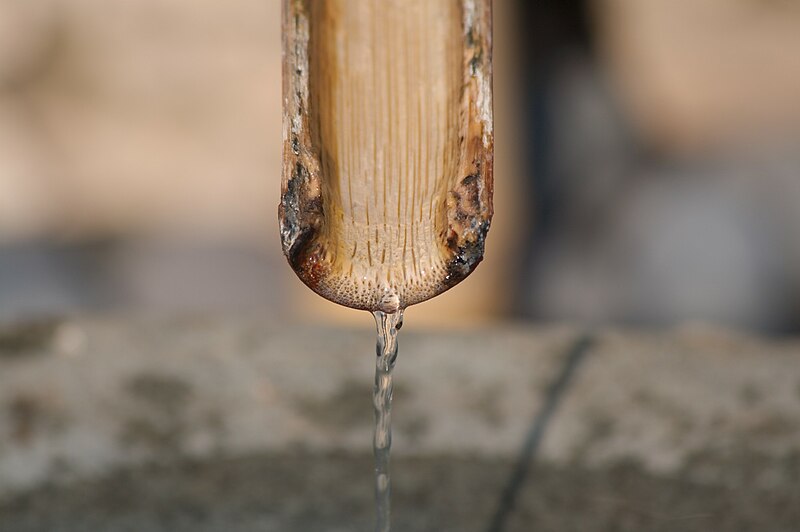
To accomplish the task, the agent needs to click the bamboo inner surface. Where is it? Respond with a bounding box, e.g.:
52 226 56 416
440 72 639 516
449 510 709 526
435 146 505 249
309 0 462 309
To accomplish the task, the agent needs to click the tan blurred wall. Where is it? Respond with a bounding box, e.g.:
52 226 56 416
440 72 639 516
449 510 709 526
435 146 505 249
0 0 282 241
593 0 800 153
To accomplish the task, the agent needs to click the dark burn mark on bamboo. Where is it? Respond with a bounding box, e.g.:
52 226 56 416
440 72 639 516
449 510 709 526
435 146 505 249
461 173 478 187
443 219 490 289
448 191 468 222
450 165 486 221
461 173 482 211
443 164 491 288
469 48 483 76
280 161 326 289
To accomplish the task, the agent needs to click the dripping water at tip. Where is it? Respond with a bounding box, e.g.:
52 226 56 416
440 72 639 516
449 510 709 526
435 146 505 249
372 308 403 532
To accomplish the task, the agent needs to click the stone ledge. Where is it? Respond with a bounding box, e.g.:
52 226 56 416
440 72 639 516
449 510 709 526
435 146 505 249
0 316 572 497
0 316 798 508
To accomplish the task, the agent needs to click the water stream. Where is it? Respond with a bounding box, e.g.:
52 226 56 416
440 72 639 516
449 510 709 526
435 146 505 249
372 309 404 532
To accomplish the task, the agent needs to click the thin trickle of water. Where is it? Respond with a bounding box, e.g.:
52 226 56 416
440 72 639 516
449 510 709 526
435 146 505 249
372 308 404 532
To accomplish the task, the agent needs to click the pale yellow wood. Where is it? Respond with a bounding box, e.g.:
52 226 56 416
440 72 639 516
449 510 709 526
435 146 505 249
281 0 493 313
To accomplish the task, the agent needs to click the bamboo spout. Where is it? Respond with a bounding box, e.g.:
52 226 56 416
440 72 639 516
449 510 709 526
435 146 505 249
280 0 493 313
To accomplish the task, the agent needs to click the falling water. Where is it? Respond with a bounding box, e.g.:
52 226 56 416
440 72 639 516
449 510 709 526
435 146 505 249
372 309 404 532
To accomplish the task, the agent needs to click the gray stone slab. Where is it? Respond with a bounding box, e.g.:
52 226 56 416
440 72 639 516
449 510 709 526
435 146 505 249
0 316 573 497
2 317 800 530
541 325 800 486
1 452 799 532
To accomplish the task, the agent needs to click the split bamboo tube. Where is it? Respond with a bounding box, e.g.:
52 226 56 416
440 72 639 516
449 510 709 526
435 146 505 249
280 0 493 313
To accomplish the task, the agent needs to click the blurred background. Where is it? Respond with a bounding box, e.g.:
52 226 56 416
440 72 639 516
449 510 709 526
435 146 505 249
1 0 799 334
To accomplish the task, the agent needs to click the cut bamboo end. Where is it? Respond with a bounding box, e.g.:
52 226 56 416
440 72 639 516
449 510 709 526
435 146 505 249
280 0 493 313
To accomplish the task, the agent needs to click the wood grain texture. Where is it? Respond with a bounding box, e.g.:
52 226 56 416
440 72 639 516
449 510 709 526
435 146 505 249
280 0 493 312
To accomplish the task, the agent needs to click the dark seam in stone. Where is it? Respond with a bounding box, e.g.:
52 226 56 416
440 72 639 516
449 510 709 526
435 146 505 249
485 334 595 532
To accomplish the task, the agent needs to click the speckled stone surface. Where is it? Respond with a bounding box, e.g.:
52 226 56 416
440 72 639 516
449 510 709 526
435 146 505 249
0 316 798 531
